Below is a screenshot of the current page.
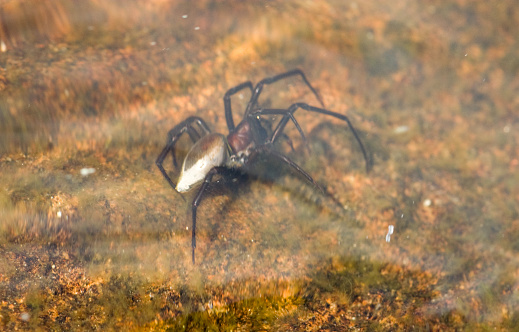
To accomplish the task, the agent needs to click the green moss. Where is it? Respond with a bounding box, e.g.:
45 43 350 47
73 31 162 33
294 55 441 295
162 295 304 331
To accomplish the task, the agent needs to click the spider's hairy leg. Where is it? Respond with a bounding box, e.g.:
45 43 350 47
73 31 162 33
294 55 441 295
223 81 253 132
156 116 212 194
269 103 372 172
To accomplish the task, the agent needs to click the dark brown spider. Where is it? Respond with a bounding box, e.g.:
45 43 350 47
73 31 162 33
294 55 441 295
156 69 370 263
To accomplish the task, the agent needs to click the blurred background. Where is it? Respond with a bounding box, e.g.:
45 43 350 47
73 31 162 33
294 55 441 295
1 0 518 330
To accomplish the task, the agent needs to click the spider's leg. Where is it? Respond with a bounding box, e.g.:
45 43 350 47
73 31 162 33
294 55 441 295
245 69 325 117
252 112 297 152
192 117 212 136
223 81 253 132
280 133 296 152
156 116 212 193
269 103 371 173
250 145 325 194
191 166 229 264
172 117 212 167
172 126 203 168
179 118 213 166
249 109 307 143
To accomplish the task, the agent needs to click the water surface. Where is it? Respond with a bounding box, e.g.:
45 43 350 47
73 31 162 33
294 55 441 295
1 0 518 330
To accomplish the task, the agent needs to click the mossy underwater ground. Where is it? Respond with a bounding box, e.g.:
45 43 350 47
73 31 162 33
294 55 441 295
1 0 519 330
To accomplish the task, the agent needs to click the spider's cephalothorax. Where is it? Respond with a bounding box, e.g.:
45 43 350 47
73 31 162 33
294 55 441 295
156 69 371 263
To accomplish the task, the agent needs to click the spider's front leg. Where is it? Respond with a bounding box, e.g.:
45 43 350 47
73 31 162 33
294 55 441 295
244 69 325 117
156 116 211 192
223 81 253 132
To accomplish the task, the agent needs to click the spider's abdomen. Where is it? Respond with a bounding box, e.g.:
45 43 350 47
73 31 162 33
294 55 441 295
176 133 230 192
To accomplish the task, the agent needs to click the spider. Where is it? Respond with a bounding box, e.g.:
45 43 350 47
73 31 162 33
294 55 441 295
156 69 370 263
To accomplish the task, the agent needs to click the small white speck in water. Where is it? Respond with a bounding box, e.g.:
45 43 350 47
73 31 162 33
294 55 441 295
423 199 432 207
80 168 95 176
57 211 62 218
182 15 188 18
386 225 394 242
503 125 510 133
394 125 409 134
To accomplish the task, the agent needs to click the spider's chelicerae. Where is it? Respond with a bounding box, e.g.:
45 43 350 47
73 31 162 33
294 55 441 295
156 69 370 263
